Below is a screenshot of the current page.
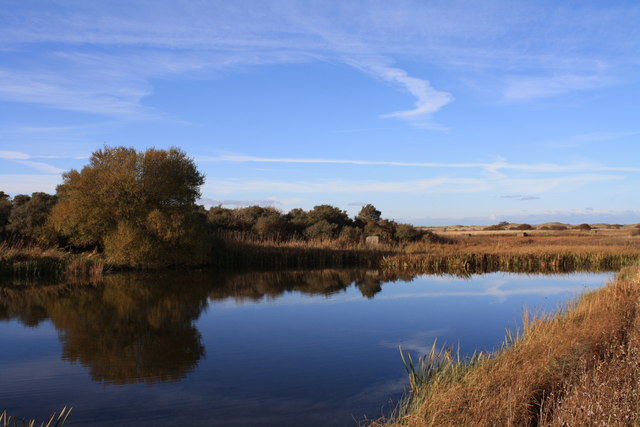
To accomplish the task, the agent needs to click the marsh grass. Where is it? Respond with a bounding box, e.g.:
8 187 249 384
0 241 104 282
210 234 393 269
0 407 71 427
372 267 640 427
2 229 638 276
382 232 640 274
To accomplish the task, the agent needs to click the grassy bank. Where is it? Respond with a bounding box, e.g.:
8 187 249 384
372 266 640 426
2 229 639 280
0 242 104 283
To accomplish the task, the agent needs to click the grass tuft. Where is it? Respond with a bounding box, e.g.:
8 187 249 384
0 407 71 427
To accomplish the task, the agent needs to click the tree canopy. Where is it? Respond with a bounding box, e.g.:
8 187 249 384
48 146 210 267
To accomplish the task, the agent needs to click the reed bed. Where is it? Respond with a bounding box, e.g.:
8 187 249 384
2 230 638 278
382 233 640 274
210 235 392 269
371 266 640 427
0 242 104 282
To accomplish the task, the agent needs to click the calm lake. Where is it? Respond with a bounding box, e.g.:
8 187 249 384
0 269 613 426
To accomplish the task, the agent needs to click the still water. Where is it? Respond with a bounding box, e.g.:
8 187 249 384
0 269 613 426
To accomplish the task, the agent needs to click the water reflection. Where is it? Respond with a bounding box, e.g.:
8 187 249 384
0 269 402 384
0 268 614 426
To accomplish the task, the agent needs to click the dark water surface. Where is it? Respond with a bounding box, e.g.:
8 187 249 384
0 269 613 426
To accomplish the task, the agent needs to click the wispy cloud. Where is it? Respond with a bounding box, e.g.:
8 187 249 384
12 160 64 174
198 198 280 207
501 195 541 201
1 2 638 121
293 9 454 128
0 150 30 160
0 150 65 173
199 152 640 174
504 73 611 102
346 57 453 127
546 131 640 148
204 177 488 195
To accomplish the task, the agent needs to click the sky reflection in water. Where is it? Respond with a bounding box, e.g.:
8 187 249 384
0 269 613 426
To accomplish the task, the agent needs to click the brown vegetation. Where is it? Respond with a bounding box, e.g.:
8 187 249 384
0 241 104 283
382 230 640 274
371 266 640 427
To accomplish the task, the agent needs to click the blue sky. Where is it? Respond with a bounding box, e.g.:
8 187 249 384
1 1 639 225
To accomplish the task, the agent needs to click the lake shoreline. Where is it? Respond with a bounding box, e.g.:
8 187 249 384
2 230 639 282
371 266 640 426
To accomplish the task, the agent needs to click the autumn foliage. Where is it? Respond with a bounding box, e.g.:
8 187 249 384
48 146 211 267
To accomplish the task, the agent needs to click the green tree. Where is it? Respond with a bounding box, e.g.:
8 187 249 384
207 206 241 232
286 208 309 237
252 208 287 240
304 220 338 240
307 205 351 228
0 191 11 239
356 204 382 224
48 146 210 267
7 192 58 243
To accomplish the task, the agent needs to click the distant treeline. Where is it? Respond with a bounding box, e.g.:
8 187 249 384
0 146 431 269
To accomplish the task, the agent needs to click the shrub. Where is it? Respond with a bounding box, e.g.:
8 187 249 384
514 224 533 230
395 223 420 242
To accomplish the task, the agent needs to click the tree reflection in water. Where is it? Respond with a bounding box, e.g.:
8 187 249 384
0 268 400 384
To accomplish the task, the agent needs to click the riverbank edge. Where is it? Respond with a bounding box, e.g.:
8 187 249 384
370 265 640 426
2 240 640 282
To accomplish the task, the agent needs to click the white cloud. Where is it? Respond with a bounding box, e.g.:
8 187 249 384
504 73 611 101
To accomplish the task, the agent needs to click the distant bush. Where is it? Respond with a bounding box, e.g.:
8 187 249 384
547 225 568 231
395 223 420 242
514 224 533 230
484 221 510 231
576 223 592 231
423 230 454 244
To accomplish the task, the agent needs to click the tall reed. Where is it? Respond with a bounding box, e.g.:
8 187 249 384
372 266 640 426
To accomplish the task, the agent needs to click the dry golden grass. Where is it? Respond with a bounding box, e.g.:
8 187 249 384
383 231 640 274
373 267 640 427
0 241 104 282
